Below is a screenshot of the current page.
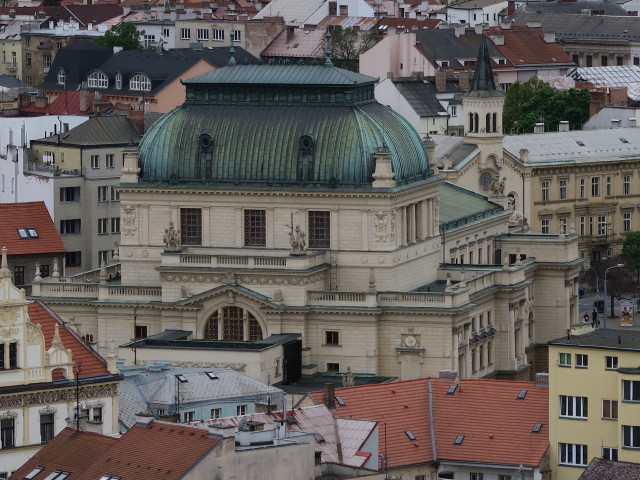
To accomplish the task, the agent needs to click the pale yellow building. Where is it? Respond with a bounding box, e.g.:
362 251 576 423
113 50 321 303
548 326 640 480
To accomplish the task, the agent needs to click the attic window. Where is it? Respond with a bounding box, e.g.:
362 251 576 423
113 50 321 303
405 430 416 441
25 467 44 479
335 396 346 407
42 472 70 480
517 390 527 400
87 70 108 89
576 141 585 146
115 72 122 90
130 73 151 92
532 423 542 433
621 138 629 143
17 227 38 239
286 416 297 424
314 433 326 443
57 68 65 86
205 371 218 380
447 384 458 395
98 476 121 480
176 374 188 383
454 435 464 445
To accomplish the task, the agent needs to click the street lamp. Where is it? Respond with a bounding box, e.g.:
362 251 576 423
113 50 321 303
604 263 625 328
584 264 600 294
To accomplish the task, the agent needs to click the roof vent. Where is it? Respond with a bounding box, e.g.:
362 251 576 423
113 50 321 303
176 374 187 383
205 372 218 379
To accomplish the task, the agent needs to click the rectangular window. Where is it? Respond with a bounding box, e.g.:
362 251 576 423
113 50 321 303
231 30 241 42
244 209 266 246
586 55 593 67
602 399 618 419
106 154 114 169
623 380 640 401
602 446 618 461
236 405 247 416
134 325 148 339
325 331 339 345
541 180 550 201
580 216 586 236
43 55 52 67
498 476 512 480
98 186 108 202
597 216 607 236
470 474 483 480
327 362 340 372
13 266 24 286
180 208 202 245
111 217 120 234
576 354 588 368
60 219 81 234
623 174 631 195
308 211 331 248
560 395 588 418
91 407 102 423
541 218 550 234
184 411 195 422
90 155 99 169
624 425 640 448
579 178 585 198
9 342 17 368
624 212 631 232
559 178 567 199
197 28 209 40
559 443 587 466
0 344 3 369
601 55 608 66
606 176 612 196
559 352 571 366
606 356 619 369
180 28 191 40
450 105 457 117
98 218 108 235
592 177 600 196
212 29 224 41
26 52 32 66
211 408 221 419
98 250 110 265
40 264 50 278
40 413 54 443
110 186 120 201
339 4 349 15
59 186 80 202
162 27 170 38
65 251 81 267
1 418 15 449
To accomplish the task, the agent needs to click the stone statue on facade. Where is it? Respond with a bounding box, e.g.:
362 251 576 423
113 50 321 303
289 225 306 255
489 175 506 195
342 367 355 387
163 221 181 251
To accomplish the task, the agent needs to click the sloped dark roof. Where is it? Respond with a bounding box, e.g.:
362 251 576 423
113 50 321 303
0 74 32 89
40 39 112 90
392 78 449 117
468 34 502 97
517 0 627 16
579 458 640 479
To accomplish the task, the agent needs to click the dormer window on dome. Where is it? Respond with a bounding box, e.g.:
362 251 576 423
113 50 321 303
115 72 122 90
130 73 151 92
87 70 108 89
57 68 66 86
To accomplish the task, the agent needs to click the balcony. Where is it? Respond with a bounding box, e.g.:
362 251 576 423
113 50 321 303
4 62 17 72
160 250 328 272
33 281 161 301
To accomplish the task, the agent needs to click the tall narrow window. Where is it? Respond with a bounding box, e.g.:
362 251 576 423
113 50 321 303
624 212 631 232
591 177 600 197
40 413 54 443
559 178 567 199
223 306 243 341
623 174 631 195
308 211 330 248
541 180 550 201
244 210 266 246
180 208 202 245
9 342 17 368
1 418 15 448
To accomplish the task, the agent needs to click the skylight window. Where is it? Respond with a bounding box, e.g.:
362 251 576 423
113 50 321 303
621 138 629 143
532 423 542 433
43 472 70 480
517 390 527 400
205 372 218 380
576 141 585 146
405 430 416 441
335 396 346 407
447 385 458 395
98 476 121 480
176 374 188 383
454 435 464 445
25 467 44 479
17 227 38 239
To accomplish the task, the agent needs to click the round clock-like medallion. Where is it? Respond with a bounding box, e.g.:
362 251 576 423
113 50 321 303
404 335 417 347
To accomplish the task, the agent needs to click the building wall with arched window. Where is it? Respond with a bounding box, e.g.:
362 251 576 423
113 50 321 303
87 70 109 89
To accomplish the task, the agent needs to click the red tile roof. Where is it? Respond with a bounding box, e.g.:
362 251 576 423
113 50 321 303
487 26 573 66
0 202 65 256
21 90 110 116
28 301 110 378
13 422 221 480
308 377 549 469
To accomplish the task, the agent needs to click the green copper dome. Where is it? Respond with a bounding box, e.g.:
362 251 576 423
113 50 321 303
138 64 432 190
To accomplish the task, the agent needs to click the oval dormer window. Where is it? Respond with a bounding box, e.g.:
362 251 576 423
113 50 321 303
87 70 108 89
129 73 151 92
57 68 66 86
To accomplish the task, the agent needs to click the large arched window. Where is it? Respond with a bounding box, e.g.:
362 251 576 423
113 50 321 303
129 73 151 92
57 68 66 86
203 306 264 341
87 70 108 88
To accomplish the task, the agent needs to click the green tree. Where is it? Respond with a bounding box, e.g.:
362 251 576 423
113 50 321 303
503 76 590 134
622 231 640 283
95 22 143 51
330 28 379 71
587 257 635 318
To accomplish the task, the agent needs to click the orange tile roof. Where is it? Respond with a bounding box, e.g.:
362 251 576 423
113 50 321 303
0 202 65 256
488 26 572 66
309 377 549 469
28 301 110 378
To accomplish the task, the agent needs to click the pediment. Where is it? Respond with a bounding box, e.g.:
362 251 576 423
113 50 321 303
174 284 283 309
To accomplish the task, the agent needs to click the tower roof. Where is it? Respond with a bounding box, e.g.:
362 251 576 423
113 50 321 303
467 35 503 98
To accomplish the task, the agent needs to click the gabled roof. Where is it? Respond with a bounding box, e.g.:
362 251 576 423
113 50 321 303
579 458 640 479
0 202 65 256
31 113 163 146
308 377 548 469
29 300 111 378
487 25 573 67
12 422 221 480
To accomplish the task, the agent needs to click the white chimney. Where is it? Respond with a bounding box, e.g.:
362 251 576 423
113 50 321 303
534 123 545 134
558 121 569 132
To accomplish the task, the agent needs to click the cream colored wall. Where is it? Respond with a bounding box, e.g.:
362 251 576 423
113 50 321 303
154 60 217 113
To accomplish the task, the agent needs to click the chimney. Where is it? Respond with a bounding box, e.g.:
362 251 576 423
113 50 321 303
35 96 48 108
474 24 483 34
543 31 555 43
286 25 295 42
134 413 155 425
507 0 516 16
500 21 511 30
535 373 549 386
520 148 529 163
534 122 545 133
526 21 542 28
458 70 471 90
439 369 458 380
20 93 31 107
323 383 336 410
435 70 446 90
558 121 569 132
372 148 396 188
79 89 89 112
129 108 145 136
492 33 504 46
611 119 621 129
454 24 466 37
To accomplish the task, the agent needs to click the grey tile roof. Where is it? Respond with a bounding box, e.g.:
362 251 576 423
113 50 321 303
430 134 478 168
392 79 449 117
415 28 507 69
579 458 640 480
517 0 627 15
548 328 640 349
575 65 640 101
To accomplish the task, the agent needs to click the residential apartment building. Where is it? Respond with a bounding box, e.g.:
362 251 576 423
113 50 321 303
548 327 640 480
0 20 23 79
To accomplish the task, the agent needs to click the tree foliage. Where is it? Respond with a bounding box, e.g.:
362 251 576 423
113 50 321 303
95 22 143 51
584 256 635 318
502 77 590 134
330 27 380 71
622 231 640 282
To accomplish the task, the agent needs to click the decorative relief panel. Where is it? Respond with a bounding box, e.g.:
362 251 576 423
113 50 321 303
122 205 137 236
0 410 18 419
374 211 396 242
160 271 324 287
172 361 246 371
27 324 43 345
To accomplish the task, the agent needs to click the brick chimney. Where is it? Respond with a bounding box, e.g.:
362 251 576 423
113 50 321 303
128 107 145 136
35 95 48 109
458 70 471 90
439 369 458 380
435 70 446 90
535 373 549 386
286 25 295 42
79 89 90 112
20 93 31 107
323 383 336 410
